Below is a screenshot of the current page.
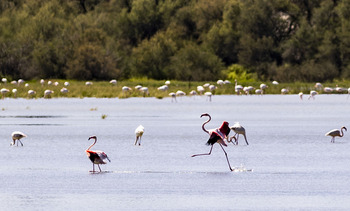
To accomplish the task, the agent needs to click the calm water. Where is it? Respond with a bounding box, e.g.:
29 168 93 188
0 94 350 210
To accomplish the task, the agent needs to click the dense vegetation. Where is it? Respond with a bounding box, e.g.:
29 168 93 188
1 0 350 83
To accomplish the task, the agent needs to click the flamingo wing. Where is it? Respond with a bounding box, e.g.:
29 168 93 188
95 150 111 163
206 129 227 146
86 150 110 164
325 129 340 137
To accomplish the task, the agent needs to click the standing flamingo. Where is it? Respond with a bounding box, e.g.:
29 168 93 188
325 127 347 143
135 125 145 145
86 136 111 172
11 131 27 146
191 113 234 171
229 122 249 145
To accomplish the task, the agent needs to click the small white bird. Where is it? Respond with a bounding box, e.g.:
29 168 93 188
2 78 7 83
165 80 171 85
272 81 279 85
11 131 27 146
85 81 93 86
325 127 347 143
64 81 70 86
135 125 145 146
40 79 45 86
229 122 248 145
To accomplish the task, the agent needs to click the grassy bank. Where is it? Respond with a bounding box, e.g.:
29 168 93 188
0 79 349 99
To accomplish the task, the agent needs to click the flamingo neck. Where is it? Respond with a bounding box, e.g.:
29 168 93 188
202 115 211 134
87 138 97 151
340 128 345 137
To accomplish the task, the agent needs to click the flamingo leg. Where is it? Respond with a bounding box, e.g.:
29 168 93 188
18 140 23 146
235 134 239 145
139 136 141 146
134 137 139 145
243 134 249 145
92 163 95 172
191 145 213 157
218 143 234 171
98 164 102 172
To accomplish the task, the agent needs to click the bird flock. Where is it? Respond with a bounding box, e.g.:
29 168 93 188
10 112 345 172
2 78 350 101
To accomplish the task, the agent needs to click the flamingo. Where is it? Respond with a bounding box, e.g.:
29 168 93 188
235 79 243 95
11 131 27 146
308 90 317 100
85 81 93 86
2 78 7 83
12 89 17 98
60 87 69 94
315 82 323 90
272 81 279 85
44 90 54 98
229 122 248 145
134 125 145 145
169 92 176 102
28 90 36 98
325 127 347 143
1 88 9 99
86 136 111 172
64 81 70 86
298 92 303 100
260 84 268 94
281 88 288 95
165 80 171 85
204 92 212 101
157 85 168 92
40 79 45 86
191 113 234 171
197 86 205 95
109 79 117 85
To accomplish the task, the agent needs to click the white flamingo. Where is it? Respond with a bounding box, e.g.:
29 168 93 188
109 79 117 85
229 122 248 145
308 90 317 100
281 88 288 95
325 127 347 143
204 92 212 101
298 92 303 100
260 84 268 94
169 92 176 102
134 125 145 146
44 90 54 98
1 88 9 99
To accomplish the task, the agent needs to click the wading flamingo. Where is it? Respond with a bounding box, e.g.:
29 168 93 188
191 113 234 171
86 136 111 172
135 125 145 145
325 127 347 143
11 131 27 146
229 122 249 145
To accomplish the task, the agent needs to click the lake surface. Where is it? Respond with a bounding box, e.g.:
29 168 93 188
0 94 350 210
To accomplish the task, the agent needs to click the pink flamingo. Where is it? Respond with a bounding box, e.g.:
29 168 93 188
325 127 347 143
86 136 111 172
192 113 235 171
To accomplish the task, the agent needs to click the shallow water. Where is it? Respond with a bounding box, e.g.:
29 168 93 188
1 94 350 210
